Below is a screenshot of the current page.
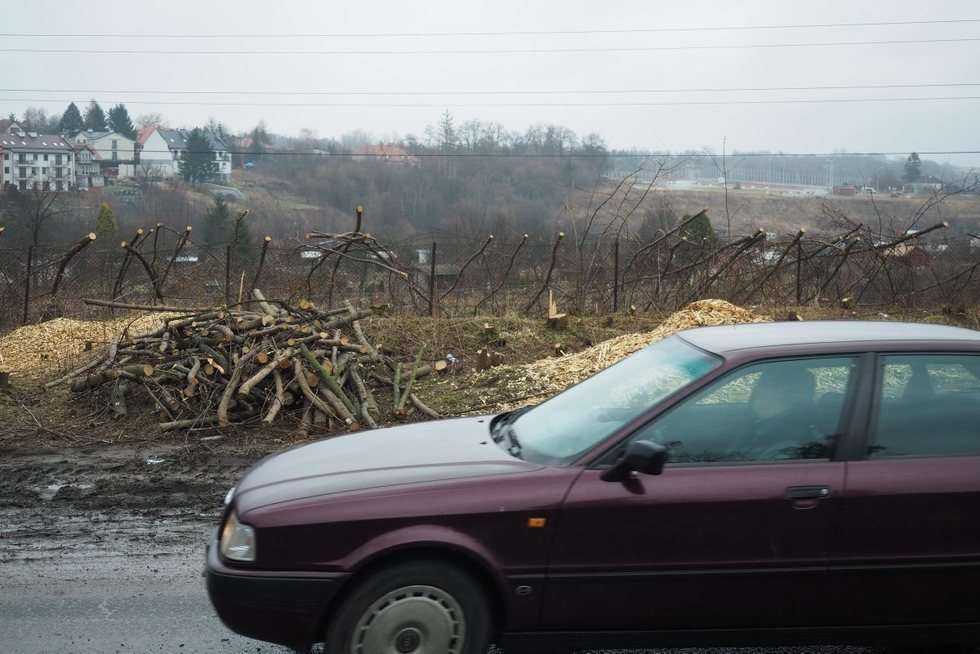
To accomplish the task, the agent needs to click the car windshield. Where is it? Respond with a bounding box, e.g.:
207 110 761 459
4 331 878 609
507 336 721 465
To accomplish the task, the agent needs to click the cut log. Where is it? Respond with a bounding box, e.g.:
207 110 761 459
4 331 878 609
262 369 286 424
299 344 356 415
110 379 129 418
409 393 440 419
217 349 257 427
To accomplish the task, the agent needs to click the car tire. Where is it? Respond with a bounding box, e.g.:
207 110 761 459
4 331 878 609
324 560 493 654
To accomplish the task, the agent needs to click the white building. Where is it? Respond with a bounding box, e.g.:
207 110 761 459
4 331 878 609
72 129 137 168
136 126 182 178
74 144 104 189
0 120 75 192
135 126 231 182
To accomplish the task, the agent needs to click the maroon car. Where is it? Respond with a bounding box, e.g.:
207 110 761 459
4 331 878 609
206 321 980 653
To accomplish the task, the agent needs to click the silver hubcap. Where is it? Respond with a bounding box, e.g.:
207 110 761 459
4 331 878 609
351 584 465 654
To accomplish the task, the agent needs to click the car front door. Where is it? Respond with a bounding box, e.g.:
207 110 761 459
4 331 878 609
829 352 980 626
542 355 860 633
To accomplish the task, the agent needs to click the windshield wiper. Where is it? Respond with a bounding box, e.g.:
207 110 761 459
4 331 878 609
490 406 530 458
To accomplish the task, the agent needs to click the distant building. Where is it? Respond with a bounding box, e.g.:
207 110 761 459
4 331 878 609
0 120 76 192
882 244 932 268
351 143 417 166
74 144 104 189
136 125 182 178
71 129 137 179
903 177 944 194
136 126 232 182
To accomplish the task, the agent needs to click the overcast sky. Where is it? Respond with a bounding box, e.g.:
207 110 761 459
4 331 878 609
3 0 979 165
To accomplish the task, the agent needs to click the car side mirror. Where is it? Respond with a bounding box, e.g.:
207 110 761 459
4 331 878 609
600 440 668 482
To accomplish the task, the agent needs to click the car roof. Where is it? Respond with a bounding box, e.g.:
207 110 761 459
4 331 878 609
678 320 980 355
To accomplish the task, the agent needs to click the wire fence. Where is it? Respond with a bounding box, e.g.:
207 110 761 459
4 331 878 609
3 207 979 331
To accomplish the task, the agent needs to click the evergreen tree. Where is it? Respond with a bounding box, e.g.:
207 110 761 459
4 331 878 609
904 152 922 183
59 102 84 133
438 109 457 151
84 100 106 131
107 104 137 140
182 128 217 183
230 209 254 262
202 196 230 253
248 122 269 162
679 211 718 250
94 202 117 242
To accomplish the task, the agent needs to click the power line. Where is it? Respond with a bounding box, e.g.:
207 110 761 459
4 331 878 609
5 96 980 108
2 18 979 38
5 82 980 96
3 37 980 56
94 149 980 158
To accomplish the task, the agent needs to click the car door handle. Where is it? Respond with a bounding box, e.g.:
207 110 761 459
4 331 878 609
785 485 832 501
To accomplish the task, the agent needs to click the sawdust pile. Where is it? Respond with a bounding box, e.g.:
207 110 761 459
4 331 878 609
462 300 766 412
0 313 178 382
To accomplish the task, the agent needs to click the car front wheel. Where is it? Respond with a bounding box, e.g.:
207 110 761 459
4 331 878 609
324 560 492 654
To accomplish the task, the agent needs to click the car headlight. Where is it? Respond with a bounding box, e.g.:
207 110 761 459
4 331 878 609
220 512 256 562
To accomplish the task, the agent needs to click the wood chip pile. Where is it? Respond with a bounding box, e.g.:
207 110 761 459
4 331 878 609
456 300 768 413
0 314 178 383
51 291 446 433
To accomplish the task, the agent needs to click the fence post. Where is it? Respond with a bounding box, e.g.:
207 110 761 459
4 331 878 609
22 245 33 324
612 237 620 313
429 241 437 317
795 239 803 305
225 244 232 307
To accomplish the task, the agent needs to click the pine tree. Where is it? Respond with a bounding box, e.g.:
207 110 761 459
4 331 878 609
84 100 106 131
94 202 117 242
248 122 268 162
438 110 457 151
678 212 718 264
59 102 84 133
182 128 217 183
202 196 230 253
107 104 137 140
904 152 922 183
230 209 254 262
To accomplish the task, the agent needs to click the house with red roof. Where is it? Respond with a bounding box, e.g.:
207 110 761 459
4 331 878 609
351 143 417 166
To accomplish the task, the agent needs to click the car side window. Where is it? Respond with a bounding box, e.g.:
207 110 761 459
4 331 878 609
628 357 857 464
870 354 980 458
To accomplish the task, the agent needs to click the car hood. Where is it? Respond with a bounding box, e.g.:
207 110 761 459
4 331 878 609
233 416 540 514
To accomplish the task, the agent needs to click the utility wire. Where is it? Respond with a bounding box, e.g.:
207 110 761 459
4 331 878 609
81 149 980 158
3 37 980 55
4 96 980 107
2 17 979 38
5 82 980 96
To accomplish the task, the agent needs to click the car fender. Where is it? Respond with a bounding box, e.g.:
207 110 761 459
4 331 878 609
339 523 509 599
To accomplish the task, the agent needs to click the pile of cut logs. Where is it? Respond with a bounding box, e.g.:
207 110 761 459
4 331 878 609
62 290 446 433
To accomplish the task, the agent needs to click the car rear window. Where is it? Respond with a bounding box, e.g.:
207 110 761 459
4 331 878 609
871 354 980 458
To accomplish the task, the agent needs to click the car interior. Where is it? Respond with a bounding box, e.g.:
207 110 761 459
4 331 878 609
872 357 980 457
641 360 852 463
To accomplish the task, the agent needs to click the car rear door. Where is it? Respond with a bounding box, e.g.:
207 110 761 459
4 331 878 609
541 355 862 632
829 352 980 626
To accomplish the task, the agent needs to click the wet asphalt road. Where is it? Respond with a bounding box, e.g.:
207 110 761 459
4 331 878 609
0 509 290 654
0 445 898 653
0 508 883 654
